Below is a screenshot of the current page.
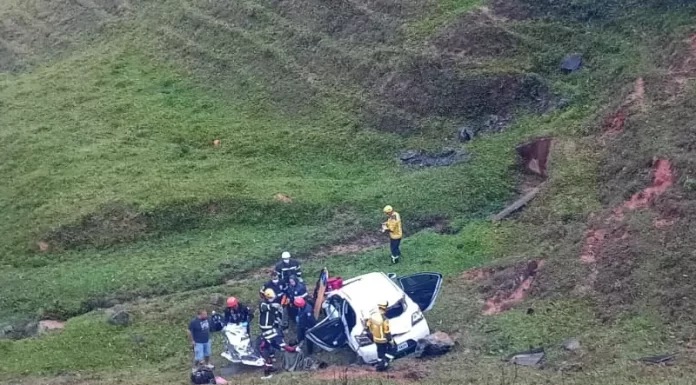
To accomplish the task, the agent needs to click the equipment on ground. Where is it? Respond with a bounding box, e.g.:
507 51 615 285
220 324 265 367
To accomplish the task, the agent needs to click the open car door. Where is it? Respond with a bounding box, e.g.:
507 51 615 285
306 317 348 352
397 272 443 312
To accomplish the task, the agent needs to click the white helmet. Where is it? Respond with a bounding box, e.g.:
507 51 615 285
281 251 291 261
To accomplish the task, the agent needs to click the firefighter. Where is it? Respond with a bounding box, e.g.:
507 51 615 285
275 251 303 288
258 288 299 379
259 271 284 303
286 275 309 324
381 205 402 264
293 297 317 355
224 296 253 337
366 307 395 371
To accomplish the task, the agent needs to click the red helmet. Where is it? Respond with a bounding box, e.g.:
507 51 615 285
293 297 306 308
226 297 238 308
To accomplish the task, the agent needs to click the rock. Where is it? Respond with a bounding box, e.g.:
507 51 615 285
24 321 39 336
562 338 581 351
38 320 65 335
399 149 468 168
0 324 14 338
107 306 131 326
210 293 226 307
458 125 476 142
561 54 583 73
415 331 455 358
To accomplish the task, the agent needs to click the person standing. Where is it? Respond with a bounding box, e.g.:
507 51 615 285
365 310 394 371
258 288 299 379
188 309 214 369
259 271 284 303
381 205 402 264
293 297 317 355
275 251 303 288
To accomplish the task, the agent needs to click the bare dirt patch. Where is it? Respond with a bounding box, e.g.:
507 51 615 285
463 260 544 315
313 362 428 383
310 233 385 258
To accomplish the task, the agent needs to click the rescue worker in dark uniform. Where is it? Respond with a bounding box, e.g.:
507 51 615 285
259 271 284 303
286 275 309 324
366 301 395 371
293 297 317 355
224 296 253 337
258 288 299 379
275 251 303 289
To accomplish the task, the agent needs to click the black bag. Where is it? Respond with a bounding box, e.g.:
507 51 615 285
190 367 216 384
210 313 224 332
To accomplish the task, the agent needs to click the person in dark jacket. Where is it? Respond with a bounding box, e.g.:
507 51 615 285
260 271 284 303
286 276 309 323
224 296 253 336
293 297 316 355
258 288 299 379
275 252 302 288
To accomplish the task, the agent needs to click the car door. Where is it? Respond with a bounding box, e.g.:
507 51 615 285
306 315 348 352
397 272 443 312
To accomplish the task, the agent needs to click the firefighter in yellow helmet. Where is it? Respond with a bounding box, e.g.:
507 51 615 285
381 205 402 264
366 302 395 371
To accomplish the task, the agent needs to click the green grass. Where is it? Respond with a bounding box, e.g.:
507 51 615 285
2 0 696 384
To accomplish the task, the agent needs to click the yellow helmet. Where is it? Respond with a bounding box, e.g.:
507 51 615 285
369 312 383 325
264 288 276 300
383 205 393 214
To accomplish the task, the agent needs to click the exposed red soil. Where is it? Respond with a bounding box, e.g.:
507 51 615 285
603 109 627 134
39 320 65 331
623 159 675 210
654 218 675 229
479 260 544 315
579 159 675 292
579 229 607 264
313 364 427 383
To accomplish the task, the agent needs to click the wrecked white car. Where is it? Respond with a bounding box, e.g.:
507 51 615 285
306 272 443 364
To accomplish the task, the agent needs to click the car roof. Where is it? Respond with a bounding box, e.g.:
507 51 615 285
335 272 404 313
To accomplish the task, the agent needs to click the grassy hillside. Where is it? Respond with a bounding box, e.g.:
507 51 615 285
1 0 696 384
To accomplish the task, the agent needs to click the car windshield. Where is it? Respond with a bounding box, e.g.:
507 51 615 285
384 297 407 318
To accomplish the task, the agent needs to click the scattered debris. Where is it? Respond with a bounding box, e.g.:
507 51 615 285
516 137 552 177
639 354 676 366
491 184 544 221
274 193 293 203
282 349 329 372
106 305 131 326
562 338 581 351
38 320 65 335
399 149 468 168
415 332 455 358
561 54 583 73
457 114 514 142
507 348 545 367
482 260 544 315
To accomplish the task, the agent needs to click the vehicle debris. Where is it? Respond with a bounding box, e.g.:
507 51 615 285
507 348 545 367
638 354 676 366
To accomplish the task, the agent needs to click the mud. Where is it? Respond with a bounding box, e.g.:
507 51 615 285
310 233 385 258
313 363 427 383
463 260 543 315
